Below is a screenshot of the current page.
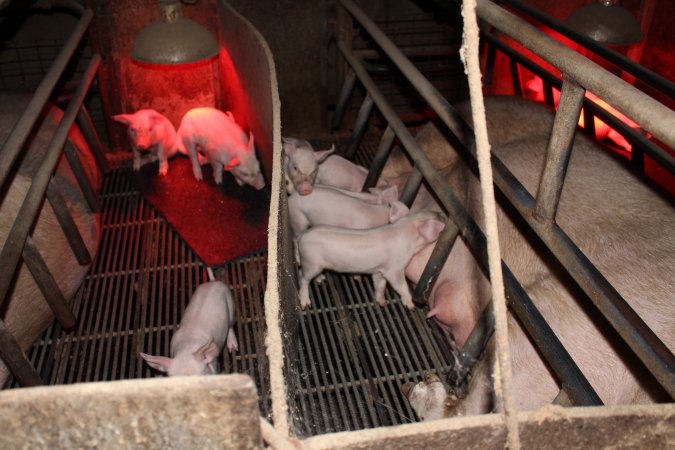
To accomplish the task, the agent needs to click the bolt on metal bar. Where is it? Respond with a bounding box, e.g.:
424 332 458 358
331 69 357 131
499 0 675 99
345 93 374 159
63 139 101 212
534 79 586 223
476 0 675 150
336 39 601 405
45 180 92 265
22 237 77 329
0 8 93 189
362 125 396 191
340 0 674 399
0 54 101 311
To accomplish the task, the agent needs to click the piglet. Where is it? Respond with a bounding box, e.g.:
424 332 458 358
296 209 445 309
288 184 408 236
283 137 335 195
176 107 265 189
140 280 238 376
113 109 178 176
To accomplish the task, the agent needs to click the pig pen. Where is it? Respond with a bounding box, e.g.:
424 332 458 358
0 1 673 450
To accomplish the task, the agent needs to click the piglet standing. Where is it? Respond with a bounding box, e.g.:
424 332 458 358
296 210 445 309
176 107 266 190
140 277 238 376
113 109 178 176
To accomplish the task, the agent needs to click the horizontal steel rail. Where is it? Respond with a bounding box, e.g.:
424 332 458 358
338 0 674 401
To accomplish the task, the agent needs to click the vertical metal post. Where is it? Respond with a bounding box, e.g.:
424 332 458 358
362 125 396 191
345 93 374 159
63 139 101 212
46 180 92 265
23 237 77 329
398 168 424 207
510 59 522 97
0 319 43 387
331 69 357 132
412 220 460 302
534 79 585 222
76 105 110 174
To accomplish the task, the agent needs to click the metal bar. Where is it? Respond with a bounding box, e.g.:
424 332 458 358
0 8 93 189
332 69 357 131
543 81 555 107
22 237 77 329
362 125 396 191
483 32 674 175
63 139 101 212
451 302 495 386
0 319 43 387
475 0 675 149
45 179 92 265
0 55 101 311
398 168 423 207
499 0 675 99
345 93 374 159
412 220 460 302
583 106 596 138
534 79 586 223
336 38 601 405
509 59 522 97
76 105 110 174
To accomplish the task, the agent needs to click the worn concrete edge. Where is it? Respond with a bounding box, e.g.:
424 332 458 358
300 403 675 449
218 0 288 437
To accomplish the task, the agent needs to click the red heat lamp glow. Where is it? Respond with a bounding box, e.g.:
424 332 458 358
524 77 642 153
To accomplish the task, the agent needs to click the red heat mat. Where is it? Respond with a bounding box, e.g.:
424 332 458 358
131 156 269 267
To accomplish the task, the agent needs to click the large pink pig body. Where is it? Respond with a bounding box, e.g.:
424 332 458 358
296 210 445 309
112 109 178 176
176 107 265 190
0 94 101 387
287 185 408 236
140 280 238 376
398 96 674 417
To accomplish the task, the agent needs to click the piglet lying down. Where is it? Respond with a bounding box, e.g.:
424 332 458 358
296 210 445 309
140 280 238 376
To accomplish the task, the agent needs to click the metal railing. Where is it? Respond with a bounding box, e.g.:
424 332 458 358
0 8 107 386
333 0 674 405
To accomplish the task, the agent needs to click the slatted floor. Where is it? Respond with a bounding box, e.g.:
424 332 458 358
8 167 272 420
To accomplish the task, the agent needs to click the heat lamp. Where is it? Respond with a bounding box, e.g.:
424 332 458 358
131 0 219 65
565 0 643 46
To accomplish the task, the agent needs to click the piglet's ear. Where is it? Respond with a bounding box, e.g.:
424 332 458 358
140 352 172 373
247 131 255 152
388 201 409 223
417 219 445 243
112 114 132 126
194 340 219 364
314 144 335 164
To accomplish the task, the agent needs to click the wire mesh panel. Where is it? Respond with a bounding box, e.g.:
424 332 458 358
8 168 272 420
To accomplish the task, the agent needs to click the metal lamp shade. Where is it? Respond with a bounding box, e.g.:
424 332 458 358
131 2 219 65
565 2 644 46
